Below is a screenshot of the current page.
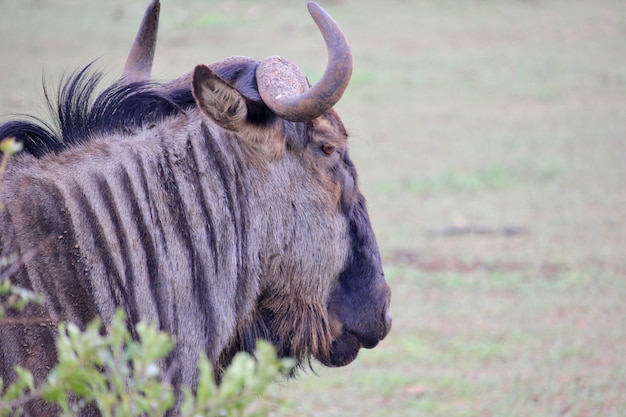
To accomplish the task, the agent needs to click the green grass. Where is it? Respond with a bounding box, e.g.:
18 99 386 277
1 0 626 416
268 267 626 417
376 160 562 195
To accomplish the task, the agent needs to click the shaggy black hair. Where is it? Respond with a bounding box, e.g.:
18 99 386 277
0 59 302 161
0 63 196 158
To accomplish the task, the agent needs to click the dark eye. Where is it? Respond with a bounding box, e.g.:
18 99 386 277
321 143 337 155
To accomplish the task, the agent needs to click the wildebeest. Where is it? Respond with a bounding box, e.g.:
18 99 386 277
0 1 391 415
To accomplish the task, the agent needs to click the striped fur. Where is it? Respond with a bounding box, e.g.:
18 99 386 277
0 63 391 416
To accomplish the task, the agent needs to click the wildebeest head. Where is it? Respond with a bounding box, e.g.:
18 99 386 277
0 2 390 387
120 0 392 370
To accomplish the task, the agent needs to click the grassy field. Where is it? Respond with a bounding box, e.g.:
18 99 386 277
1 0 626 416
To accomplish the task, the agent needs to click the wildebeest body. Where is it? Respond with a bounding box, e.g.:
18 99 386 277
0 2 391 415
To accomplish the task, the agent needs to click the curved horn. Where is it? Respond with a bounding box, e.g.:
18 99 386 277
122 0 160 83
257 1 353 122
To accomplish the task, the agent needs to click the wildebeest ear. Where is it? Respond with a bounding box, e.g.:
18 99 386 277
192 64 284 157
192 64 248 132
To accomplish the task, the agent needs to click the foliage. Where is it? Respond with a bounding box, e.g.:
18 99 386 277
0 137 22 179
0 310 294 416
179 340 295 417
0 279 42 319
0 137 40 320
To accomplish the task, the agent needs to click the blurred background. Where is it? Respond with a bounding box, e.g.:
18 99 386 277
1 0 625 415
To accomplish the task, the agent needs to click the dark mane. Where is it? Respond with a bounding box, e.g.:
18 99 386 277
0 63 196 158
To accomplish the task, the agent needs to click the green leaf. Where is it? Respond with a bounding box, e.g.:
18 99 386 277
196 352 217 403
14 367 34 391
0 137 23 156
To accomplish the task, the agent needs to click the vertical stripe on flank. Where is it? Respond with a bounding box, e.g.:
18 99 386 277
94 174 141 335
127 154 170 328
185 136 219 275
71 180 128 325
160 145 214 341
